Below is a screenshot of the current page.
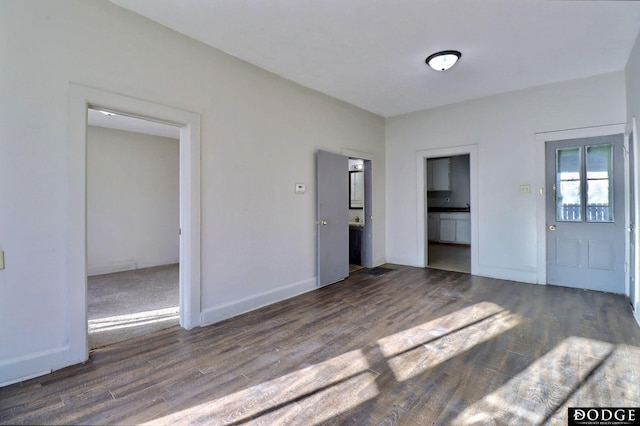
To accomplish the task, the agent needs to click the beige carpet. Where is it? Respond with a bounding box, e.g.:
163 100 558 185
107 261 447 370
88 263 179 349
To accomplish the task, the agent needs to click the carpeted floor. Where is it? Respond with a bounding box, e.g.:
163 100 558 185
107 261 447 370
88 263 179 349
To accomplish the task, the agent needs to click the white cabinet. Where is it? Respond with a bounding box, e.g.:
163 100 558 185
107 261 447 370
432 212 470 244
456 218 471 244
439 218 456 242
427 158 451 191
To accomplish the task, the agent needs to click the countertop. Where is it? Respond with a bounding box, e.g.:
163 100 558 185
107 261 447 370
428 207 470 213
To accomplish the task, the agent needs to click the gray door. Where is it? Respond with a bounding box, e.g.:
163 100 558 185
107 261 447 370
546 134 625 293
317 150 349 287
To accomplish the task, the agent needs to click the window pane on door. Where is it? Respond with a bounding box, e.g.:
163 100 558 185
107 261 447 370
556 147 582 222
586 144 613 222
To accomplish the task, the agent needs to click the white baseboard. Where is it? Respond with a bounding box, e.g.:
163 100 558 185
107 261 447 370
88 260 137 276
385 256 422 267
474 265 538 284
374 256 388 267
0 345 70 387
200 277 317 326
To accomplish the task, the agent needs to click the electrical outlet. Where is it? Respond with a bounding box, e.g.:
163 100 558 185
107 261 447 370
519 184 531 195
294 183 306 194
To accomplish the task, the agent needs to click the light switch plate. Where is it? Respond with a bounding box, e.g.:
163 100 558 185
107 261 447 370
0 250 4 270
295 183 306 194
520 184 531 195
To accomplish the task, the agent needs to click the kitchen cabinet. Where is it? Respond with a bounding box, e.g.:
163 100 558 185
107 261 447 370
427 213 440 241
429 212 470 244
456 218 471 244
439 218 456 242
427 158 451 191
349 225 362 265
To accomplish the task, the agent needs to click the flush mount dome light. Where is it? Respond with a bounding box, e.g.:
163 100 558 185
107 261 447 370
425 50 461 71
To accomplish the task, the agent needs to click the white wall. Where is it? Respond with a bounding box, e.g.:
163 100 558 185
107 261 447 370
0 0 385 385
625 30 640 321
386 72 626 282
87 126 179 276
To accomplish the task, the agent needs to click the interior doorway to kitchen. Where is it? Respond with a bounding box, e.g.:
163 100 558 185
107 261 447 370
426 154 471 273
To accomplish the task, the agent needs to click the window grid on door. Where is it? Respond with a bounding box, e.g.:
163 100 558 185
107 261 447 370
555 144 614 223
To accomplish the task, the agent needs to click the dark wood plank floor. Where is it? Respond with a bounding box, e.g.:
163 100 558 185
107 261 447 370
1 265 639 425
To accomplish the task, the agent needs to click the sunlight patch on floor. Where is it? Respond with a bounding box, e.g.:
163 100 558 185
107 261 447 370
377 301 505 358
88 307 179 333
453 336 615 425
145 348 378 425
385 310 520 382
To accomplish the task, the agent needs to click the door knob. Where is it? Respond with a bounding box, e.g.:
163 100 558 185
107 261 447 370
548 225 557 231
320 220 328 226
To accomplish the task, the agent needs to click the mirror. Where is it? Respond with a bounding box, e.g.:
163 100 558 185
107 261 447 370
350 171 364 209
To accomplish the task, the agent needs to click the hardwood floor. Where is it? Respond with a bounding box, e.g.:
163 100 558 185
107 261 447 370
1 265 639 425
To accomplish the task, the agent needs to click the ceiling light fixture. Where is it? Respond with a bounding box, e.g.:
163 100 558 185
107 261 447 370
425 50 461 71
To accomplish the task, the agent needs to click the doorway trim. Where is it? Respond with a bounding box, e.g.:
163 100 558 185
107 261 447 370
416 144 479 272
627 117 640 324
69 83 201 364
534 123 626 285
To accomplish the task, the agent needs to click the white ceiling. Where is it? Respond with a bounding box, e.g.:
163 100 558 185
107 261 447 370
110 0 640 117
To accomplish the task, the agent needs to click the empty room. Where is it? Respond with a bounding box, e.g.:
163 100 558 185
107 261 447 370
1 1 640 425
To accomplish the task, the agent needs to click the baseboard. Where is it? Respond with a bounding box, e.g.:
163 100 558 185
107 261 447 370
200 277 317 326
374 256 388 267
88 260 137 276
474 265 538 284
385 256 422 267
0 345 70 387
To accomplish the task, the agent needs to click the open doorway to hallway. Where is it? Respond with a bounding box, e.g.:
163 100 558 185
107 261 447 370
86 108 180 349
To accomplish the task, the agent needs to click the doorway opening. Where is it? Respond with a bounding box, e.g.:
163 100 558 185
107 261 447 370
426 154 471 273
348 159 365 273
86 108 180 349
68 84 201 364
416 145 478 274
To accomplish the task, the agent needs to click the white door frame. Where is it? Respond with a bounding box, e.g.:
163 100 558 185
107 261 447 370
534 123 626 285
69 83 201 364
416 144 479 272
627 117 640 323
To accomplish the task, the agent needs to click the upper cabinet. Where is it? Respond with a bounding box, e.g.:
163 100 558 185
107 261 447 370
427 158 451 191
